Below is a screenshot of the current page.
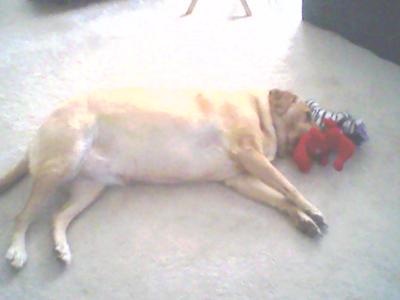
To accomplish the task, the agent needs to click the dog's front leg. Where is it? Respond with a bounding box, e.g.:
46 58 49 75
224 175 321 236
232 147 326 228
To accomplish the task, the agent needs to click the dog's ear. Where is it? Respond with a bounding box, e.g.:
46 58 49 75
268 89 298 116
269 89 282 99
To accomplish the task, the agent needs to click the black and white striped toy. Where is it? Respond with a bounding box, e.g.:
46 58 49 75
305 100 368 146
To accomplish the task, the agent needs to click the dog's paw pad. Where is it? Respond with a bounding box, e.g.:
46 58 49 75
55 242 72 264
6 246 27 269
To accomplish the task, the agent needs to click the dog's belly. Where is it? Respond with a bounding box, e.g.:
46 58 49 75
81 118 241 184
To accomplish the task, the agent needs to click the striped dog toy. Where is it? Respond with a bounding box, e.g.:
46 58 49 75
305 100 368 146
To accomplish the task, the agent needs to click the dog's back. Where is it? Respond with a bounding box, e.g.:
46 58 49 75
28 88 271 185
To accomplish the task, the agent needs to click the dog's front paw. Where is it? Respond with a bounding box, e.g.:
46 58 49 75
307 210 327 230
55 242 72 265
6 244 27 269
293 211 322 238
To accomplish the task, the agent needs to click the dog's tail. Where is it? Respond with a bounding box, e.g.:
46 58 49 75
0 153 29 194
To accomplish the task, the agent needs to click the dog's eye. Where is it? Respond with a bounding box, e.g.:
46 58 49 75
306 111 312 122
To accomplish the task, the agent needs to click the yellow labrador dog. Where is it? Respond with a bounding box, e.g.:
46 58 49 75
1 88 326 269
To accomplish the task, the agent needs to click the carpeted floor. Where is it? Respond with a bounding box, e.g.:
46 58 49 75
0 1 399 299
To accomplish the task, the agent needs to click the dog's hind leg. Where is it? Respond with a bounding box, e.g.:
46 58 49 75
225 175 321 237
6 124 96 268
53 179 104 264
6 171 67 269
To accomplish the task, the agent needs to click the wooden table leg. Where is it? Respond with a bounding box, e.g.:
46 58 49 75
183 0 252 18
240 0 252 16
183 0 199 16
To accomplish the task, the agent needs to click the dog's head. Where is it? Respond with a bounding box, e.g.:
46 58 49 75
268 89 313 156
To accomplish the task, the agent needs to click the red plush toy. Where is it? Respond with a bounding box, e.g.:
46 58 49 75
323 119 356 171
292 126 329 172
292 119 356 172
